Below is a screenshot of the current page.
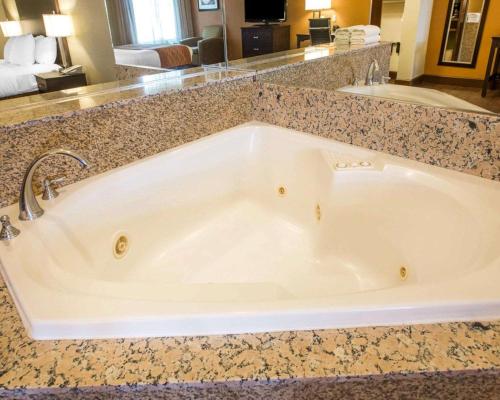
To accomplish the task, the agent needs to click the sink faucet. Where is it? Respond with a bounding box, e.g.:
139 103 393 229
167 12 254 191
19 149 90 221
365 59 380 86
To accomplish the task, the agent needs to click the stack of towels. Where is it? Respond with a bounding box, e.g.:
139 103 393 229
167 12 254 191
335 25 381 45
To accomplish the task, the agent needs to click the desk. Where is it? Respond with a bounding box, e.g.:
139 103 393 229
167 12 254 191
296 33 335 48
482 36 500 97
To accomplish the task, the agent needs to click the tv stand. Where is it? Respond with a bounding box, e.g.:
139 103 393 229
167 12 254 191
254 22 280 26
241 24 290 58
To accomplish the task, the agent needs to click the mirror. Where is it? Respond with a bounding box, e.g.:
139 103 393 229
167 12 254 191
439 0 490 67
0 0 229 103
0 0 498 116
106 0 226 74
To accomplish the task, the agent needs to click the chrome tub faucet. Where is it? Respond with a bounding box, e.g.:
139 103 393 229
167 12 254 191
365 59 380 86
19 149 90 221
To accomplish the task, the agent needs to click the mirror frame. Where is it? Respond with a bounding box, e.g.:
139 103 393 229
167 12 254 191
438 0 490 69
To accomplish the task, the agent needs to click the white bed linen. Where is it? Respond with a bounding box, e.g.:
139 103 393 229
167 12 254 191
113 49 162 68
0 60 60 98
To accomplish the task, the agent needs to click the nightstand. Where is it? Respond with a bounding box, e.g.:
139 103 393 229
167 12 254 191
35 71 87 93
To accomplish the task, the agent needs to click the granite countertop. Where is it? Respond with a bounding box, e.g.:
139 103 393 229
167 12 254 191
0 68 254 128
0 43 390 128
1 274 499 395
226 42 389 74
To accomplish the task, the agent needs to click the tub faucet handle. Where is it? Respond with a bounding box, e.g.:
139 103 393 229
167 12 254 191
0 215 20 241
42 176 65 201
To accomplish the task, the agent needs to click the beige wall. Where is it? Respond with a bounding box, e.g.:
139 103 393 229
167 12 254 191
381 0 405 42
191 0 372 60
381 0 405 72
398 0 434 81
2 0 19 19
0 3 7 58
58 0 115 84
425 0 500 79
15 0 56 35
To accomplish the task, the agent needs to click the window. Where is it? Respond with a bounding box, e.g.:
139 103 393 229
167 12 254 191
131 0 178 44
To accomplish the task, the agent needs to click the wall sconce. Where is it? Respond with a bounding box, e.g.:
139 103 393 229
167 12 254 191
0 20 22 37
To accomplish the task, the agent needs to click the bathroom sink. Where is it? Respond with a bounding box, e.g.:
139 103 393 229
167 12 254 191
338 83 491 113
0 122 499 339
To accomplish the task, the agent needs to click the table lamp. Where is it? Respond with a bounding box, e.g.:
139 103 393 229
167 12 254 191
305 0 332 18
0 20 22 37
43 13 73 68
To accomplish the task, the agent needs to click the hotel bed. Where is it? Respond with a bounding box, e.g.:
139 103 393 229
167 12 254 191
114 48 163 68
0 60 60 98
1 34 61 99
114 45 193 70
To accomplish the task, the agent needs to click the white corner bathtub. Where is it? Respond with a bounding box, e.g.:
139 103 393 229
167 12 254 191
1 122 499 340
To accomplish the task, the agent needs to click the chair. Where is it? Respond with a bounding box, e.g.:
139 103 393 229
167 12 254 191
179 25 224 65
309 18 332 46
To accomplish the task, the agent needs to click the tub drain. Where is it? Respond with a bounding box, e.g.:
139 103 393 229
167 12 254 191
113 235 129 259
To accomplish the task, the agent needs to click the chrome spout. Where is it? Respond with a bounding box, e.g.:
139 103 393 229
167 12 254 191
19 149 90 221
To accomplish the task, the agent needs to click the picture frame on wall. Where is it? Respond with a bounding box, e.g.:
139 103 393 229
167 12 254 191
198 0 219 11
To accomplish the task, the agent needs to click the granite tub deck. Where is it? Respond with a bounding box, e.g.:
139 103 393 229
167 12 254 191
1 275 499 399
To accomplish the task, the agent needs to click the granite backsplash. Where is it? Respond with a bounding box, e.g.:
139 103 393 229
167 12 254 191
258 44 391 91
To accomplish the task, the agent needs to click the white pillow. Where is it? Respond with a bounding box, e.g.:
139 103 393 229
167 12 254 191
8 34 36 66
3 37 15 62
35 35 57 64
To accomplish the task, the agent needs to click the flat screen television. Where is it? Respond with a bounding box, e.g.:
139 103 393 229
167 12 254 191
244 0 287 23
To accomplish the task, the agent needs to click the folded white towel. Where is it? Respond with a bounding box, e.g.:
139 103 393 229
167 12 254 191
350 35 380 45
350 25 381 37
334 25 365 34
334 33 351 39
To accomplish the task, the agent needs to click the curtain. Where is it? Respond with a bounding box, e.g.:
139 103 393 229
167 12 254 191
173 0 194 40
131 0 178 44
106 0 137 46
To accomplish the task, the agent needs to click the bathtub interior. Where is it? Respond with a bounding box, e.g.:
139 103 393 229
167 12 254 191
7 124 498 304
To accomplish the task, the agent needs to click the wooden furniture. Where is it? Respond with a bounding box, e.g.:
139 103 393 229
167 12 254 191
482 36 500 97
241 25 290 58
35 72 87 93
296 33 335 48
180 25 224 65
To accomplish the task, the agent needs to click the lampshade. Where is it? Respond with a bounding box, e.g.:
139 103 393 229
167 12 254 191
305 0 332 11
43 14 73 37
0 20 22 37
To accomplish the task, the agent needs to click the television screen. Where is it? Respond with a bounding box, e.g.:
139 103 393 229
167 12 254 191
244 0 287 23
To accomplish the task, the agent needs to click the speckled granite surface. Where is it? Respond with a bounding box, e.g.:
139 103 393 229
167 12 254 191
0 43 387 128
256 43 391 91
1 275 499 398
0 68 254 127
253 83 500 181
114 64 169 81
